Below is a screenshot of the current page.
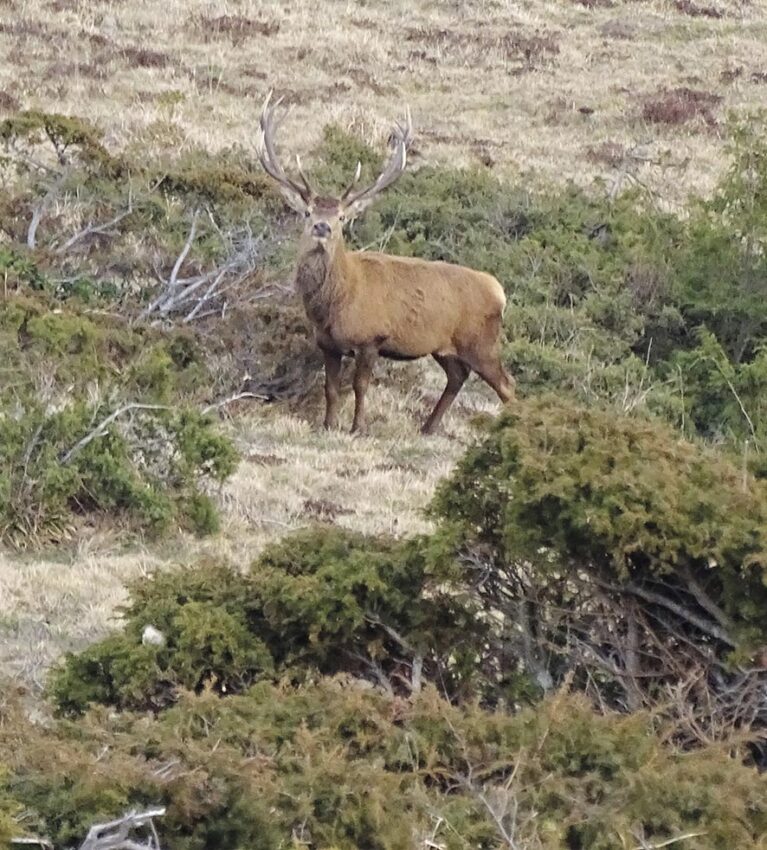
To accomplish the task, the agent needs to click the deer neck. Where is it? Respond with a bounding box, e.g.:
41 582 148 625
295 240 354 330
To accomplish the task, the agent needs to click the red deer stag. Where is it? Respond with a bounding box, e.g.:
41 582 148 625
256 93 515 434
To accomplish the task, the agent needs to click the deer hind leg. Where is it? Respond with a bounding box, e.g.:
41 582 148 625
322 348 343 430
466 312 515 404
470 353 515 403
351 346 378 434
421 355 471 435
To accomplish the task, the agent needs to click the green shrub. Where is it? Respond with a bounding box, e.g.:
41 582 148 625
3 683 767 850
430 396 767 731
0 403 236 547
50 528 484 714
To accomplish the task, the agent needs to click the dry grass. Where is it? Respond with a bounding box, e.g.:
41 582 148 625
0 363 500 691
0 0 765 205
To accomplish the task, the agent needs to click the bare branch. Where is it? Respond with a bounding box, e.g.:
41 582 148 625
79 808 166 850
170 209 200 290
27 173 67 249
56 205 134 254
630 830 706 850
620 581 736 647
140 216 260 322
201 391 269 414
60 404 170 465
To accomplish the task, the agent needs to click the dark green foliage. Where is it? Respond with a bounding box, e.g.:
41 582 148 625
434 396 767 591
0 111 114 170
671 119 767 365
431 396 767 731
0 296 236 546
3 683 767 850
0 245 46 290
50 528 483 714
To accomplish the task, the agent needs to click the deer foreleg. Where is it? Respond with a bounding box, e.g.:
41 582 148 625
351 346 378 433
323 348 343 429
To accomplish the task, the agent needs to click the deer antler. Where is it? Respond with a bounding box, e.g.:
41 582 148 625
342 107 413 207
257 92 315 205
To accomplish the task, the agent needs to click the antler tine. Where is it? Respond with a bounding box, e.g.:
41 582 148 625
344 106 413 207
295 154 316 197
340 161 363 201
257 91 312 202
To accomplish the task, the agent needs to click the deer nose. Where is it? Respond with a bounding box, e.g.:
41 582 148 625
312 222 331 238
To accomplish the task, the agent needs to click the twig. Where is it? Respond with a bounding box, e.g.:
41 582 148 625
710 356 760 448
201 391 269 414
630 831 706 850
60 404 170 465
183 266 229 323
170 210 199 290
140 211 199 319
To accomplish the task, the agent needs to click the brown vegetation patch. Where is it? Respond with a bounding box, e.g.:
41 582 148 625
408 49 438 65
245 453 286 467
122 46 171 69
720 67 767 86
674 0 724 18
43 58 112 81
347 67 391 96
502 31 560 68
86 32 113 49
0 20 51 38
0 90 19 112
302 498 353 522
572 0 616 8
641 86 721 126
404 25 558 70
193 15 280 46
47 0 81 10
720 66 743 83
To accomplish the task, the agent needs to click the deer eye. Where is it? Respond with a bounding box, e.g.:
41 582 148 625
339 214 346 222
304 210 311 218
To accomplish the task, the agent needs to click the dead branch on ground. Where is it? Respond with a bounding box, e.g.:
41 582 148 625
140 212 265 323
12 808 166 850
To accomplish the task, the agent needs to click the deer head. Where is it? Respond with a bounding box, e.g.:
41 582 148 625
256 92 413 253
